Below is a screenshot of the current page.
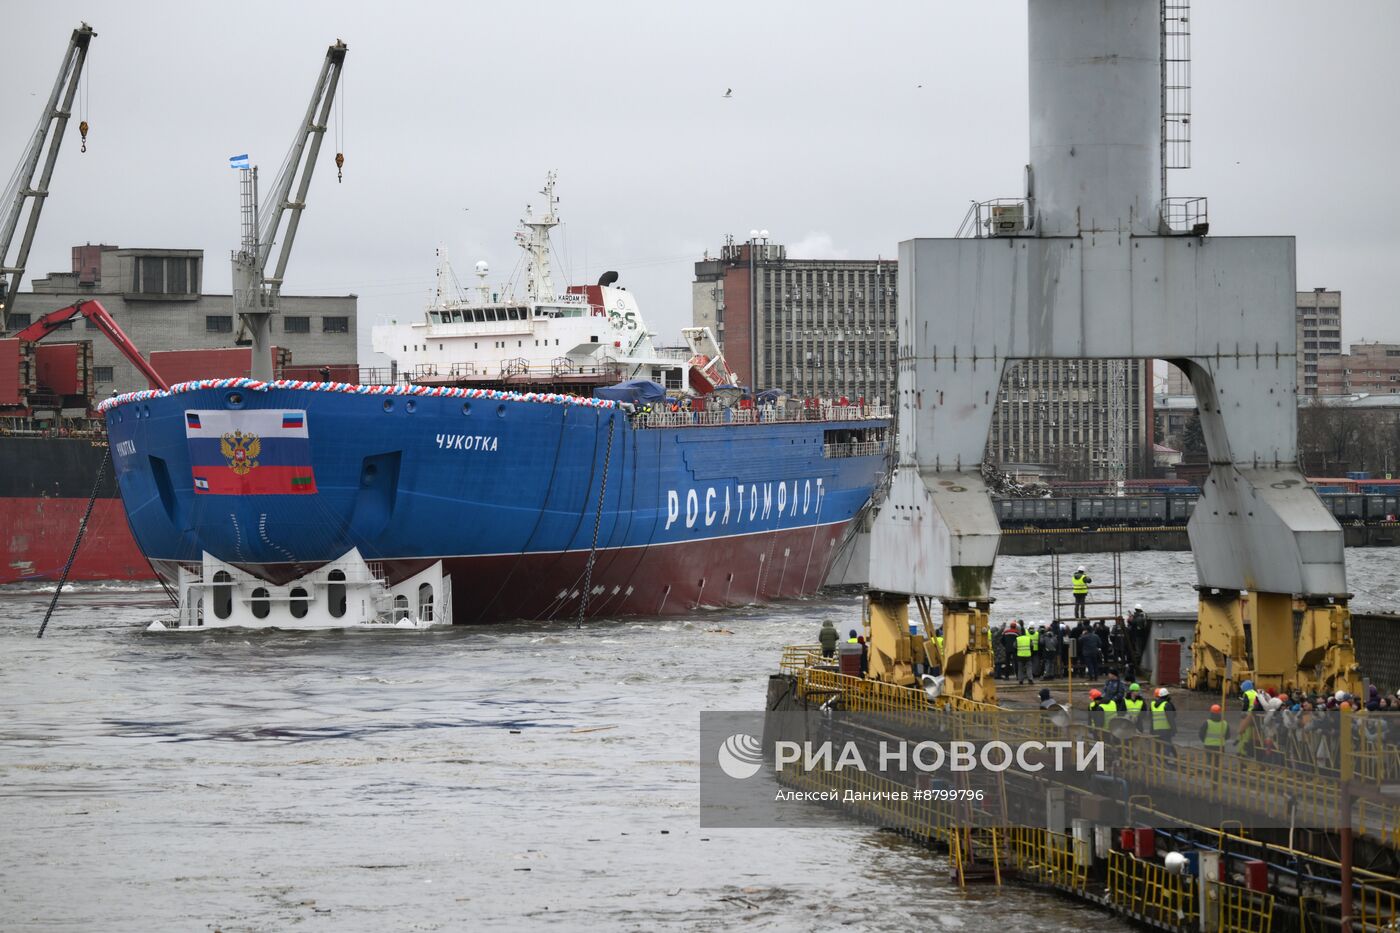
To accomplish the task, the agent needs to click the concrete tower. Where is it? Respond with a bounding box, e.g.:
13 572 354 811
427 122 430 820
865 0 1357 699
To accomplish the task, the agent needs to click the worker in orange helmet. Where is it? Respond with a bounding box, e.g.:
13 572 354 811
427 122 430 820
1200 702 1230 757
1087 688 1107 731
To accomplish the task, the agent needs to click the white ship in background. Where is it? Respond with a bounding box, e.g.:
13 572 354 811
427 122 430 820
372 172 738 395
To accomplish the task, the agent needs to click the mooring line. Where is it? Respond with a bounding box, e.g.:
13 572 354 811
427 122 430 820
37 447 111 638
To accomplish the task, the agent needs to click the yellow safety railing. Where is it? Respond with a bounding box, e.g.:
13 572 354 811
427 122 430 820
1007 827 1088 893
1042 831 1088 892
1107 849 1199 930
780 644 827 676
1354 880 1400 932
797 667 930 716
1217 882 1274 933
1120 737 1400 848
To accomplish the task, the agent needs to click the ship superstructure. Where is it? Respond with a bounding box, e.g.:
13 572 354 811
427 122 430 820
373 173 713 395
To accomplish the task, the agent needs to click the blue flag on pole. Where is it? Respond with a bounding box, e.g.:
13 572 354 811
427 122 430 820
229 153 250 170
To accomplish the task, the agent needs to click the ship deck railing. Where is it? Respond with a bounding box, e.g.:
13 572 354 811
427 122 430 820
633 402 889 429
0 416 106 437
823 440 887 459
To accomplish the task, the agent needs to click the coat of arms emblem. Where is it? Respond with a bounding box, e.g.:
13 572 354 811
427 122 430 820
221 430 261 475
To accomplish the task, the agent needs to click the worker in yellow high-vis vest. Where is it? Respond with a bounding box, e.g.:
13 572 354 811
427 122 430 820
1121 683 1146 732
1150 688 1178 744
1200 704 1230 758
1015 628 1035 685
1071 565 1091 619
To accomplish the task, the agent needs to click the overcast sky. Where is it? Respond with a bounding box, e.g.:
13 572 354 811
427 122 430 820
4 1 1397 367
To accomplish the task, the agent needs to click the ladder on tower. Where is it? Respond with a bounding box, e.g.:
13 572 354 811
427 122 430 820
1161 1 1192 174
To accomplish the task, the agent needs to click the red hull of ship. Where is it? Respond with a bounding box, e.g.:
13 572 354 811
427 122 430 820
433 520 848 623
0 497 154 584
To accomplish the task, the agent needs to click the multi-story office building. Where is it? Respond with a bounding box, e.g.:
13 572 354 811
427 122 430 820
1297 288 1343 395
694 235 1152 478
692 235 897 405
989 358 1152 479
14 243 357 395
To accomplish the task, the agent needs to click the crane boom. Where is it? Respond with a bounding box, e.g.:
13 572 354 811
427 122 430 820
232 39 347 381
0 23 96 332
15 299 168 391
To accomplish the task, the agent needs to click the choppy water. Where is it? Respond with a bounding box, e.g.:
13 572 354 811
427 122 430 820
3 550 1397 931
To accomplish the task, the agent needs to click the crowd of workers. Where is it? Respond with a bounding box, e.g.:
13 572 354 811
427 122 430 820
814 608 1400 770
1063 676 1400 769
990 607 1150 685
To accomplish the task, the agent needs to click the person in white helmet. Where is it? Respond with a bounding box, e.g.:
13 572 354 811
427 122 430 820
1150 686 1178 754
1071 565 1092 619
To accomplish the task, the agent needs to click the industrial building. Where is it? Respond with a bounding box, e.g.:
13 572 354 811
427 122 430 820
14 243 357 395
694 235 1151 479
1296 287 1343 395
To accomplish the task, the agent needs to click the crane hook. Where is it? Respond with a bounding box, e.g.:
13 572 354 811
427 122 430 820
335 152 344 183
79 120 89 153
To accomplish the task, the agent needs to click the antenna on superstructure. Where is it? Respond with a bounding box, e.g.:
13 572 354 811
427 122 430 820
514 170 560 302
475 260 491 304
432 244 451 308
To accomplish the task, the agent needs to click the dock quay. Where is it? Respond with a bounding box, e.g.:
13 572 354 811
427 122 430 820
996 526 1400 557
760 649 1400 933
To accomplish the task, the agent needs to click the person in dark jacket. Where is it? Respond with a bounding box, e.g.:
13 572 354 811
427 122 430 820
1128 605 1149 664
1071 621 1089 676
1000 624 1021 680
1102 670 1127 705
1040 626 1060 679
857 635 868 676
1078 629 1103 680
1110 619 1130 674
818 620 839 658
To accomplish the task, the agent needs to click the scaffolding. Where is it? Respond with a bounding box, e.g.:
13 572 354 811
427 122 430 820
1051 552 1123 624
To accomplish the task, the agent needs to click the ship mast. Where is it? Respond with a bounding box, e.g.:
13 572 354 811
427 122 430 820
514 171 559 302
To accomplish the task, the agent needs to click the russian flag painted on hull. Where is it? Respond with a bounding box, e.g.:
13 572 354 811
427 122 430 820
185 409 318 495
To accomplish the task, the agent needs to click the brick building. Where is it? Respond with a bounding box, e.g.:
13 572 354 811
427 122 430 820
13 244 357 395
1316 342 1400 396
